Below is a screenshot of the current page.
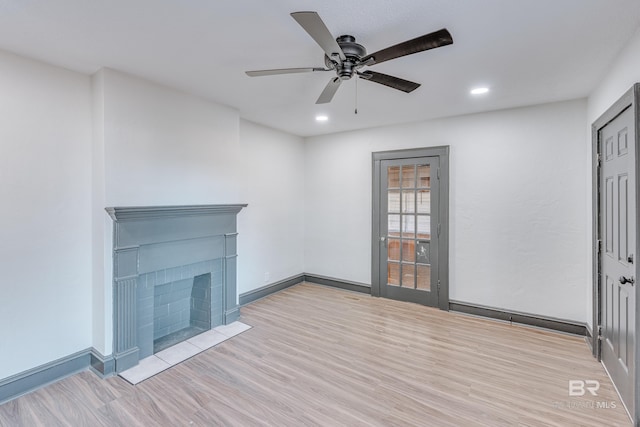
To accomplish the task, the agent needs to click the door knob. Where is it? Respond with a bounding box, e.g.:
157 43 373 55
619 276 635 285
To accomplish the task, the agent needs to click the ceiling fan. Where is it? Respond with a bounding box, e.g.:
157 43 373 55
245 11 453 104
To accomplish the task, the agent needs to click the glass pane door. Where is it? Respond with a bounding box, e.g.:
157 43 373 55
381 157 438 306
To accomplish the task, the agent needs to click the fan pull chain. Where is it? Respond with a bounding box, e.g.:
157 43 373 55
355 75 358 114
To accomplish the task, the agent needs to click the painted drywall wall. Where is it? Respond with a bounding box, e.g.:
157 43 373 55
305 99 589 322
588 27 640 123
585 26 640 330
101 69 244 206
238 120 305 294
0 51 93 379
91 69 111 356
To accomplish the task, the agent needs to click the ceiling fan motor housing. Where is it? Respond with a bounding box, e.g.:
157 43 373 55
324 35 366 80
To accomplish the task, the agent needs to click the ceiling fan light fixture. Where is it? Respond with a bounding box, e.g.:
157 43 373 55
470 87 490 95
245 12 453 105
316 115 329 122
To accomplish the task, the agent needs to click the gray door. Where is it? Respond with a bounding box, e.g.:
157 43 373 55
600 105 636 416
378 156 440 307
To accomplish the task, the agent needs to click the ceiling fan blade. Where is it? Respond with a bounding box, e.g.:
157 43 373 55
316 77 342 104
291 12 346 62
246 67 328 77
358 71 420 93
361 28 453 65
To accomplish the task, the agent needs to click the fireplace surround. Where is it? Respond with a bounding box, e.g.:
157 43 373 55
106 204 246 373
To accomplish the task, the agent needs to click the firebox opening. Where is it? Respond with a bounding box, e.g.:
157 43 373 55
152 273 212 353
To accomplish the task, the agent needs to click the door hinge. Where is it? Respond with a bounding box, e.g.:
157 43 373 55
437 223 441 237
437 280 441 295
437 168 440 179
597 239 602 254
597 153 602 167
597 325 603 341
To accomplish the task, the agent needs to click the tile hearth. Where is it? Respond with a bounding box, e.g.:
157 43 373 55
119 321 252 385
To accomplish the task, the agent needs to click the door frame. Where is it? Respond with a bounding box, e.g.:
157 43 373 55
591 83 640 423
372 146 450 310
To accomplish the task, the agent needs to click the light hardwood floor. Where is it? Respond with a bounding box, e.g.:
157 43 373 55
0 283 631 426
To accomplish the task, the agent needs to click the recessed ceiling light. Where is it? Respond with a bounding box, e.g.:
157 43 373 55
470 87 490 95
316 115 329 122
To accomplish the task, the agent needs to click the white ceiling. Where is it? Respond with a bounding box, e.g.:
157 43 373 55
0 0 639 137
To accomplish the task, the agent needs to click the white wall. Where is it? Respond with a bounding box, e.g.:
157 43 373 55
0 51 93 379
238 120 305 294
305 100 589 322
585 26 640 329
101 69 244 207
588 27 640 123
91 70 110 356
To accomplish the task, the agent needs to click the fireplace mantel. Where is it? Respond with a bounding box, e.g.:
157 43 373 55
106 204 247 373
106 204 247 221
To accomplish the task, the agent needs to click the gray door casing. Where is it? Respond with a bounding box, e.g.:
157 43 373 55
592 83 640 425
372 146 450 310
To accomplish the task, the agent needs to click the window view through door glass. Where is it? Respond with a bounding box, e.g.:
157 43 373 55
387 165 431 291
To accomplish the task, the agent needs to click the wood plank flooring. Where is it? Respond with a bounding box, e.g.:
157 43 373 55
0 283 631 426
